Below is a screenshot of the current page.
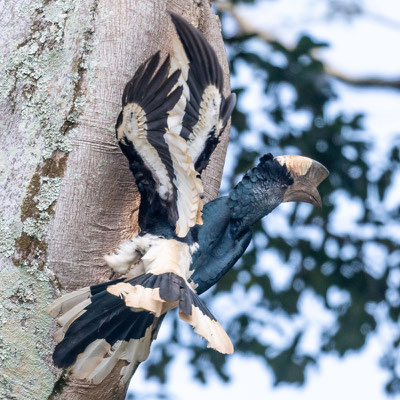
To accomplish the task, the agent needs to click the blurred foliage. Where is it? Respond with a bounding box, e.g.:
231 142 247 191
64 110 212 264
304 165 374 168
133 0 400 397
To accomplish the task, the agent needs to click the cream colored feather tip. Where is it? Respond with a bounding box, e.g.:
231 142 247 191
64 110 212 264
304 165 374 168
72 339 112 380
53 298 91 343
46 286 91 317
164 131 203 237
179 306 234 354
120 328 153 384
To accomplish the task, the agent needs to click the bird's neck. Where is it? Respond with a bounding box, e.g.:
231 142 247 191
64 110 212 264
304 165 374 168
228 185 283 236
228 154 291 236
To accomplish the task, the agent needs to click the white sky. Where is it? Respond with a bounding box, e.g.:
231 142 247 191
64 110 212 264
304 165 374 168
130 333 389 400
128 1 400 398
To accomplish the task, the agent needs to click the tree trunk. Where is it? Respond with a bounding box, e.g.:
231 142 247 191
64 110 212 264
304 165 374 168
0 1 231 399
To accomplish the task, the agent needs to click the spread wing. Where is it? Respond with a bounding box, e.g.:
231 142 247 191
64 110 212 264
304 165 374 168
116 52 202 237
116 14 236 238
169 12 236 173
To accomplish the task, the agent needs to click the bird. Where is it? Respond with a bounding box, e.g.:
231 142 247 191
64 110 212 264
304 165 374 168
47 12 329 385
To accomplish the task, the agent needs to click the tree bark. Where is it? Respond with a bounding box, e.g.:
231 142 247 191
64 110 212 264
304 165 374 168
0 1 231 399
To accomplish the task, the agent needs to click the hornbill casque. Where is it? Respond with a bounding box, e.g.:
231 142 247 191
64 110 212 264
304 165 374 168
47 13 329 385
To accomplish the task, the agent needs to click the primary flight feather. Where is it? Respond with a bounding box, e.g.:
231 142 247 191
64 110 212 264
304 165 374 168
47 12 329 386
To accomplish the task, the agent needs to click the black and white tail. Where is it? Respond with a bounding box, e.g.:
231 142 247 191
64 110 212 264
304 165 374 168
48 279 156 384
48 272 233 384
48 12 236 384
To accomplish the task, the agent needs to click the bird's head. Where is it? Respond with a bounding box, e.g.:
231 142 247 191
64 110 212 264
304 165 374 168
228 153 329 236
275 155 329 208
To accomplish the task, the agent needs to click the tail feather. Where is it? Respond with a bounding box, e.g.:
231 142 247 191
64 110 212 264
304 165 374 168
49 278 157 383
87 340 128 384
177 283 234 354
47 286 91 317
48 271 233 384
54 298 91 342
72 339 111 380
179 306 233 354
121 272 233 354
53 294 153 368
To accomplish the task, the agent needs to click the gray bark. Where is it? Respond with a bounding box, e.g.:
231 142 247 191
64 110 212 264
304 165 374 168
0 1 231 399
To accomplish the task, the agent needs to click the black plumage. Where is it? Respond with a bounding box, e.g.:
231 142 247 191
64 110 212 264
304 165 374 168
170 12 236 173
117 52 183 230
53 283 155 368
189 154 293 294
228 153 293 235
48 13 328 386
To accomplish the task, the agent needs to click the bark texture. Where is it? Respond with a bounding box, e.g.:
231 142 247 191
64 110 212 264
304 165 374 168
0 1 231 399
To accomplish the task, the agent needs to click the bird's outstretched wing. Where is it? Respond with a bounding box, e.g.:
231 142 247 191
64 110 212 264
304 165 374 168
116 52 203 237
116 14 235 238
169 12 236 173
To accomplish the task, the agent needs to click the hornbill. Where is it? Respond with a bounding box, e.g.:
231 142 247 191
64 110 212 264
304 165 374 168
47 13 329 385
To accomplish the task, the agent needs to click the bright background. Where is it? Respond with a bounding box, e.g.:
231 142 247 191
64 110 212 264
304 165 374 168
128 1 400 398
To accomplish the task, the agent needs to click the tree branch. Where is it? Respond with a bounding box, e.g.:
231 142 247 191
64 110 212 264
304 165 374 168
216 1 400 91
324 65 400 90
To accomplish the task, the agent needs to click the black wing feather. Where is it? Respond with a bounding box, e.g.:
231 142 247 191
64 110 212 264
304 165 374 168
170 12 236 173
53 289 155 368
117 14 235 236
116 52 183 232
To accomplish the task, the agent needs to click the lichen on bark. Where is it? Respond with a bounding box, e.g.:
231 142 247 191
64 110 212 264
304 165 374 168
0 0 99 398
0 1 231 399
0 266 55 399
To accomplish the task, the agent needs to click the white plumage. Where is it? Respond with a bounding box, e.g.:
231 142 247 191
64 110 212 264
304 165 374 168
48 12 237 386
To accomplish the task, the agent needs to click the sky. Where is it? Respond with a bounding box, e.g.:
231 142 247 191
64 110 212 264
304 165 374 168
129 335 389 400
128 1 400 398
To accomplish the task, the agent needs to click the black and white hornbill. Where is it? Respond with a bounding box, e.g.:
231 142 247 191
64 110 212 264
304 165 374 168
47 13 329 385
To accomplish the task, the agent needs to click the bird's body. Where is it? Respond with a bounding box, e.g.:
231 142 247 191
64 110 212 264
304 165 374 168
47 13 329 385
190 153 294 294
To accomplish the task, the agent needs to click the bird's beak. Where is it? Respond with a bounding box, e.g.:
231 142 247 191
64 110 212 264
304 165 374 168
275 155 329 208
